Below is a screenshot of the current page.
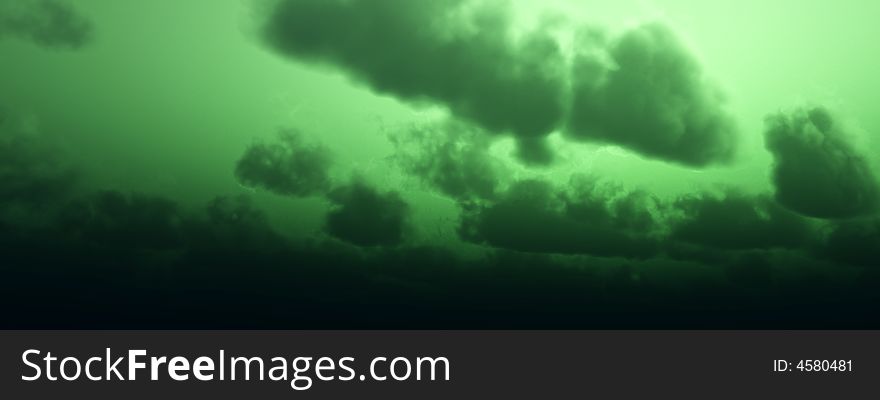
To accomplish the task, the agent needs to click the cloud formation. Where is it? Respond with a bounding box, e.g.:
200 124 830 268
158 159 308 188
817 219 880 267
0 110 76 209
765 107 880 219
671 192 813 250
458 178 660 258
390 121 500 201
235 129 333 197
57 191 184 251
262 0 567 164
0 0 92 49
262 2 738 167
324 180 410 247
1 133 877 328
568 23 737 166
3 3 880 328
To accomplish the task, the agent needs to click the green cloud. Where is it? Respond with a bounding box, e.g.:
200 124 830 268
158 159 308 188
568 23 737 167
0 109 76 210
458 178 660 258
0 0 92 49
817 218 880 267
235 129 333 197
325 180 411 247
57 191 184 251
390 121 500 201
263 2 739 167
765 107 880 219
671 192 813 250
201 195 289 254
262 0 566 164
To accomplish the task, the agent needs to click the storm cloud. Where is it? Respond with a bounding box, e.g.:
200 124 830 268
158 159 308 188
816 218 880 267
1 134 877 328
235 129 333 197
324 180 411 247
765 107 880 219
390 121 500 201
262 2 739 167
671 192 813 251
262 0 567 164
0 0 92 49
0 109 76 210
56 191 185 251
3 1 880 329
568 23 737 166
458 178 660 258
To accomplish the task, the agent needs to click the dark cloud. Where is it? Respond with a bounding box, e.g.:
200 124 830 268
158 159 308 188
56 191 184 251
3 107 880 328
1 175 878 328
235 129 333 197
262 0 566 164
765 107 880 219
723 252 776 291
568 23 737 166
390 121 500 201
671 192 813 250
565 176 658 234
0 110 76 210
262 2 742 167
816 218 880 267
458 178 660 258
324 180 410 247
190 195 291 257
0 0 92 49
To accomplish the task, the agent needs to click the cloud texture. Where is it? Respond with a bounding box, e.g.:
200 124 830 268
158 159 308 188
765 107 880 219
0 0 92 49
263 0 566 164
568 23 737 166
235 129 333 197
262 1 738 166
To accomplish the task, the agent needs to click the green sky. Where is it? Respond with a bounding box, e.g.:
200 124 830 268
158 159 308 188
2 0 880 328
3 0 878 241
